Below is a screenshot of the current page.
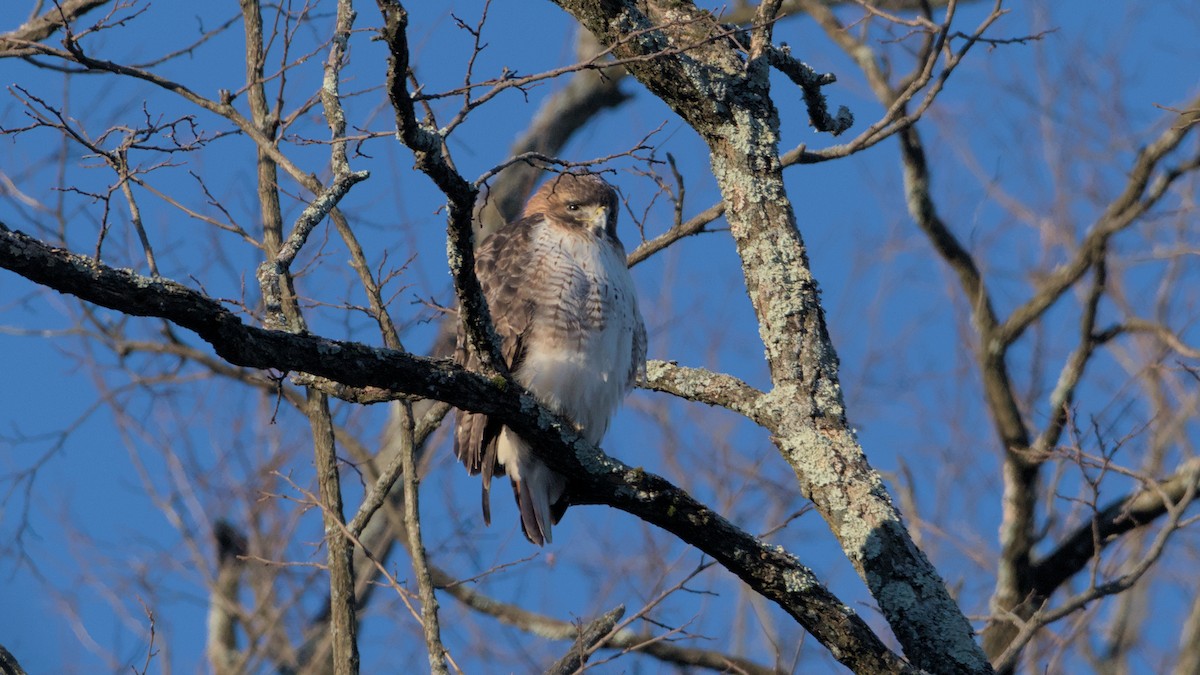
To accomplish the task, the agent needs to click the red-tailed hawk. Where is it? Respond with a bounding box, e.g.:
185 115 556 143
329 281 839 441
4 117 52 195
454 173 647 545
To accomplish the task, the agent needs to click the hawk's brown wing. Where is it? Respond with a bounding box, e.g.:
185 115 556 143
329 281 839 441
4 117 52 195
629 310 648 389
453 214 540 523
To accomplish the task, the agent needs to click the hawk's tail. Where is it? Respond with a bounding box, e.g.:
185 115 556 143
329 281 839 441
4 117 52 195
498 427 566 545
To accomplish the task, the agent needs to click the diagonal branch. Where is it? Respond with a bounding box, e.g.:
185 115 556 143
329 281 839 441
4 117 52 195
554 2 990 672
643 360 768 424
627 201 725 267
475 29 632 233
1029 457 1200 599
0 644 29 675
991 459 1200 673
545 605 625 675
0 0 111 57
374 0 506 384
0 219 912 674
995 105 1200 347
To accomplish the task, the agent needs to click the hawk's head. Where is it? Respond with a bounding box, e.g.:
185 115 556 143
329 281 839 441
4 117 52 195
523 173 619 241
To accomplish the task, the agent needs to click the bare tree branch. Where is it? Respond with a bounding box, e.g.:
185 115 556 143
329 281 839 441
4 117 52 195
643 360 767 423
803 0 1200 666
396 402 449 674
555 2 990 671
475 29 632 234
0 0 111 57
545 605 625 675
0 218 911 673
0 644 29 675
991 459 1200 672
207 521 248 675
996 101 1200 347
1029 457 1200 600
1174 588 1200 675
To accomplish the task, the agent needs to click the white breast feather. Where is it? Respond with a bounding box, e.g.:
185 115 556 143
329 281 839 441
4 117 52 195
495 219 642 543
517 220 638 442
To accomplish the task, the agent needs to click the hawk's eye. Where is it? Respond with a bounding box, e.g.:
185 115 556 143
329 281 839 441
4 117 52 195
566 202 581 212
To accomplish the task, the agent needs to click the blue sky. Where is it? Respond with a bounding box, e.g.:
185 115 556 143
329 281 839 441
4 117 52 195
2 1 1199 672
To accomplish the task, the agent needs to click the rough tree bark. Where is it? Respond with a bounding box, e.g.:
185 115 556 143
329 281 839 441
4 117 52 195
553 1 991 672
9 1 1193 672
0 217 914 672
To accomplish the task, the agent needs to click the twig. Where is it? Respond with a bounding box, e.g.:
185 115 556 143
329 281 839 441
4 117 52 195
992 460 1200 672
396 401 450 674
765 45 853 135
0 0 109 57
0 218 909 673
545 606 626 675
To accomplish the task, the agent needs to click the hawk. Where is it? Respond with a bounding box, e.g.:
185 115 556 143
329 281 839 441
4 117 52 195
454 173 647 545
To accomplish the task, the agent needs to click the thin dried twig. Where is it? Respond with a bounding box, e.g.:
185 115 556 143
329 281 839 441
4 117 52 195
396 401 450 674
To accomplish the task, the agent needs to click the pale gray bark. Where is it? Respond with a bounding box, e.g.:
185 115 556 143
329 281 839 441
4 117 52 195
553 1 989 672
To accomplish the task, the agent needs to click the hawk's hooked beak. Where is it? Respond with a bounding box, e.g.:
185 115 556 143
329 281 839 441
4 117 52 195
586 205 609 237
